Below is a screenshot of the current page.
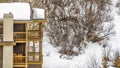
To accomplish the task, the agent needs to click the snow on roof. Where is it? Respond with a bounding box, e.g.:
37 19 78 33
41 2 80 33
33 8 45 19
0 3 31 20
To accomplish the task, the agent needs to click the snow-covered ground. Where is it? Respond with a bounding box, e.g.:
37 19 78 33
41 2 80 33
42 33 103 68
42 0 120 68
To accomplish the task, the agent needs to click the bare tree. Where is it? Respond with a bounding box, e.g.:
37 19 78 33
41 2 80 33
102 43 112 68
103 45 112 60
42 0 113 56
116 0 120 15
113 48 120 68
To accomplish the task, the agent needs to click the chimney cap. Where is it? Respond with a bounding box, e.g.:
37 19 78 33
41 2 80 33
9 12 12 14
4 13 13 18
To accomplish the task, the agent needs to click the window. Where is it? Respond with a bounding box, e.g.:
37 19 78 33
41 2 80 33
28 23 39 30
28 41 40 62
14 24 25 32
13 43 25 55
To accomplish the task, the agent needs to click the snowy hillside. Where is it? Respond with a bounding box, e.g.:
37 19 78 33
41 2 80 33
42 0 120 68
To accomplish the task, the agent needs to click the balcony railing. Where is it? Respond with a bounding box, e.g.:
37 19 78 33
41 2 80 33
28 31 40 39
28 52 43 63
14 32 26 41
13 53 26 65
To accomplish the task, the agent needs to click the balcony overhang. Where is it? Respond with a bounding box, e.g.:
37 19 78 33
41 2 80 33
0 41 16 46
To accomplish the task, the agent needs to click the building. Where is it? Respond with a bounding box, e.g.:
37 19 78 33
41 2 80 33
0 2 47 68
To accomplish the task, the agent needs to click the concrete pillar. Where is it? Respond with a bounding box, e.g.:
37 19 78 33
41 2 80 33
3 13 13 68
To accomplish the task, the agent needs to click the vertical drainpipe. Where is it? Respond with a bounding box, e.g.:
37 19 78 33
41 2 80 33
3 13 13 68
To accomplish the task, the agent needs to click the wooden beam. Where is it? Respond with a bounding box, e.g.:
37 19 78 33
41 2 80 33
33 19 47 23
0 42 16 46
13 65 26 67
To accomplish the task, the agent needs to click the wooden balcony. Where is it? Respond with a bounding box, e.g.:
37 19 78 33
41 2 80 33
14 32 26 42
28 32 40 38
13 53 26 67
28 52 42 64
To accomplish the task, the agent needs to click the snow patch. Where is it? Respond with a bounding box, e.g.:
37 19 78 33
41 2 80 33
33 8 45 19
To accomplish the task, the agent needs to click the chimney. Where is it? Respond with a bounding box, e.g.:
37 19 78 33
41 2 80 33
2 13 13 68
3 13 13 41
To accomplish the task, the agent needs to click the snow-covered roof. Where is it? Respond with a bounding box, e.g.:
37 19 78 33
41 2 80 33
0 3 45 20
33 8 45 20
0 3 31 20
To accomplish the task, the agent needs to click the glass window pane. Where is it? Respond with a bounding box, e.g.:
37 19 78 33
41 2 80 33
14 24 25 32
35 41 39 52
35 55 39 61
28 23 39 30
28 41 33 52
28 56 33 61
